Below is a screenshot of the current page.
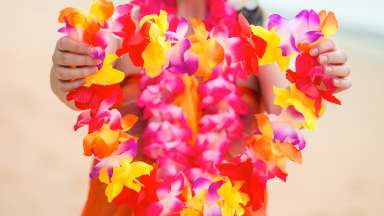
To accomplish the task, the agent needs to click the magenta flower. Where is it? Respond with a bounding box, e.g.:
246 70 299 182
269 115 306 150
58 18 79 41
268 9 323 56
168 39 199 75
166 17 189 43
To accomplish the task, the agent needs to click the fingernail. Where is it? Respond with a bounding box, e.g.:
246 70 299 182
310 48 318 56
91 47 104 58
319 55 327 64
325 66 332 74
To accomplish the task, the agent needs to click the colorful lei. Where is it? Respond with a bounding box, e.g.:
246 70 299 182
58 0 341 215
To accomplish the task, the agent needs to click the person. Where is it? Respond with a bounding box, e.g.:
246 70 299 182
50 0 351 215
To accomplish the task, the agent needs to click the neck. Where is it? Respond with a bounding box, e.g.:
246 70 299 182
177 0 207 20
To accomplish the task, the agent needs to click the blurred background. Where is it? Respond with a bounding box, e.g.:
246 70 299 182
0 0 383 215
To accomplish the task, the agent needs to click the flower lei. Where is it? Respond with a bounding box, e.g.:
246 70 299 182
58 0 341 215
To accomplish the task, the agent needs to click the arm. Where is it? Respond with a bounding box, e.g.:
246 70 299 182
258 63 289 114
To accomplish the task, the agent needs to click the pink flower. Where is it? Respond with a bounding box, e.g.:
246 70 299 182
138 70 185 110
147 173 186 215
142 104 192 178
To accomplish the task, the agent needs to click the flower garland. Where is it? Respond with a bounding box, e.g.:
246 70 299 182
58 0 341 215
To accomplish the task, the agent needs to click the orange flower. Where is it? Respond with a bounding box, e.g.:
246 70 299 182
58 0 114 48
83 114 138 158
173 75 201 146
59 0 114 27
319 10 339 36
246 114 303 181
189 19 224 80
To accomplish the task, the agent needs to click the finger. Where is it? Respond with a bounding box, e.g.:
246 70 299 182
57 37 93 55
59 79 85 92
325 65 351 78
309 39 336 56
318 50 347 65
54 66 98 81
333 78 352 92
53 51 101 67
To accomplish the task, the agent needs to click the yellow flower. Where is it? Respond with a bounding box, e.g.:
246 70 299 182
99 158 153 202
141 10 171 77
273 85 322 130
142 38 170 77
217 179 249 216
180 186 206 216
250 26 290 71
140 10 169 35
88 0 114 22
84 54 125 86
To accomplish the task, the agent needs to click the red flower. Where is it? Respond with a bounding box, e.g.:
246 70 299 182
286 53 341 114
112 4 150 67
112 168 160 215
217 158 267 211
66 84 122 112
236 15 267 75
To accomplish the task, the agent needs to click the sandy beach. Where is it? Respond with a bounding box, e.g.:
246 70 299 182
0 1 383 215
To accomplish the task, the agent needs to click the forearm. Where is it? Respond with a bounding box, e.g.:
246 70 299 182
50 67 79 110
258 63 289 114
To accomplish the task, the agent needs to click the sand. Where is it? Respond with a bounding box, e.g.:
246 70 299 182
0 1 383 215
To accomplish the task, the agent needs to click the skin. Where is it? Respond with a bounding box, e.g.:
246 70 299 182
50 0 352 113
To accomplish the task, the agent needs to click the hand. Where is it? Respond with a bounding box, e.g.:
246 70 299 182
309 39 352 93
51 37 101 92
